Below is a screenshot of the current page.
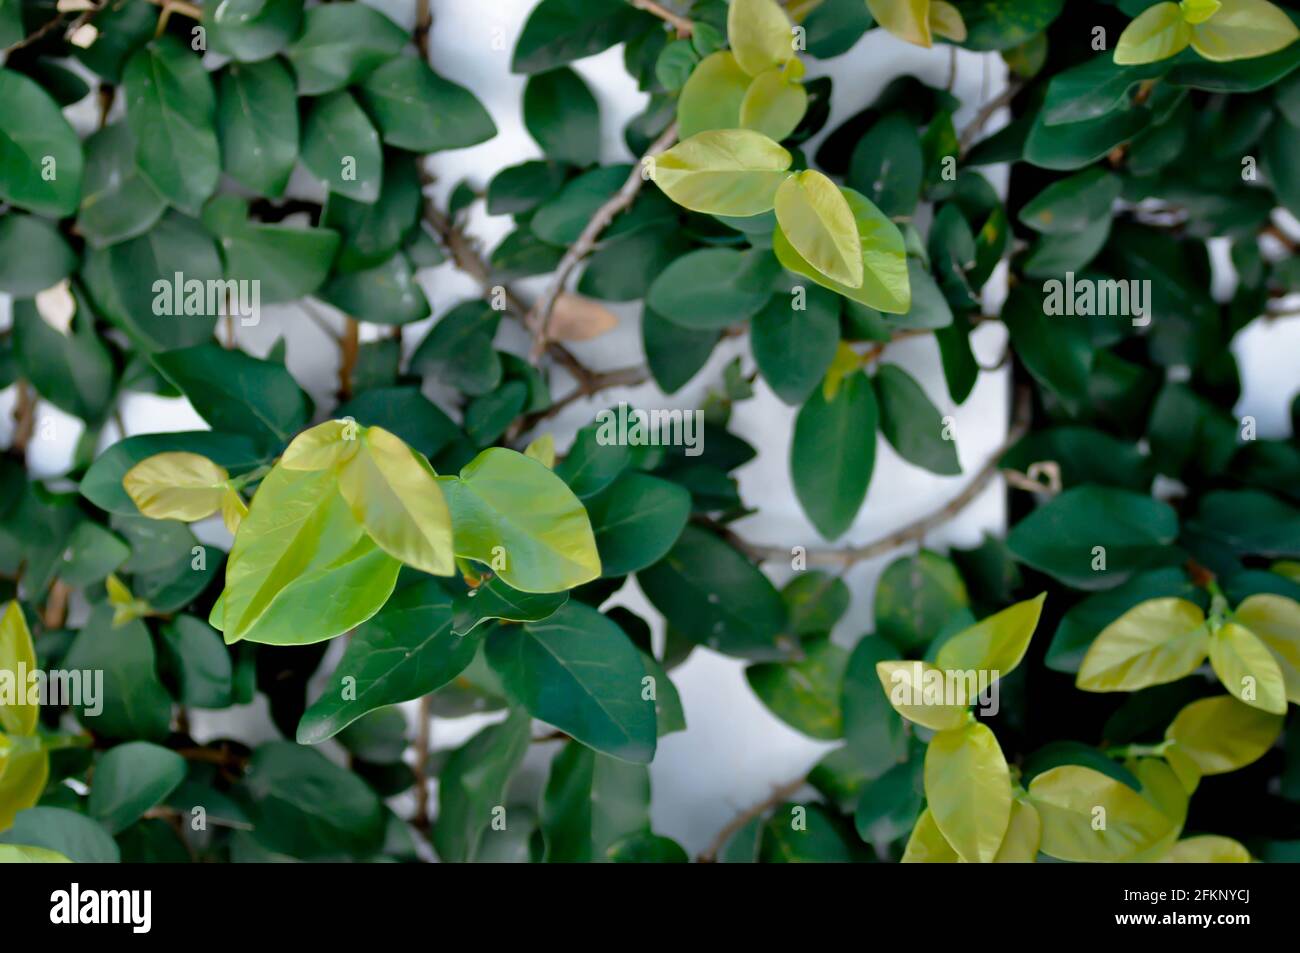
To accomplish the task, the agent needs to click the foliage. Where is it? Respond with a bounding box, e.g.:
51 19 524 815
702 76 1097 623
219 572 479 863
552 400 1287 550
0 0 1298 865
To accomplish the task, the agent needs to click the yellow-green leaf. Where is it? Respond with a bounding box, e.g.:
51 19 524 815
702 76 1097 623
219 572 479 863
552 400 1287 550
524 433 555 468
935 593 1046 681
1127 757 1187 861
1271 560 1300 584
1028 765 1176 862
676 51 751 139
1189 0 1300 61
1165 694 1283 775
105 574 155 628
122 452 230 522
1159 835 1251 862
0 844 73 863
728 0 795 77
992 796 1041 863
875 659 971 730
654 129 792 217
1164 743 1202 794
739 67 808 142
1076 597 1209 692
1209 621 1287 714
774 171 864 288
1181 0 1223 24
901 808 959 862
773 186 910 313
930 0 967 41
923 721 1011 863
1233 593 1300 704
867 0 933 47
337 427 454 577
221 486 248 535
0 743 50 830
0 602 38 736
1115 2 1193 64
279 418 360 471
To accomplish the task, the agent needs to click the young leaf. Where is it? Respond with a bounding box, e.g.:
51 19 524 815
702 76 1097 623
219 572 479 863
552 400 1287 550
676 51 751 138
924 721 1012 863
1115 2 1193 65
1164 694 1283 774
774 171 864 288
1028 765 1177 862
122 451 231 523
935 593 1047 680
1189 0 1300 62
1076 597 1210 692
1233 594 1300 703
337 427 455 578
728 0 795 77
0 601 38 736
875 660 971 730
867 0 934 47
739 65 809 141
1208 622 1287 713
653 129 793 217
901 808 960 862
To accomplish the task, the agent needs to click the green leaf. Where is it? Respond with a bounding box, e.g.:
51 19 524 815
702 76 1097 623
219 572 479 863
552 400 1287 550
847 112 924 218
1001 284 1092 413
935 594 1046 679
746 635 848 740
487 602 658 763
924 721 1012 863
358 56 496 153
0 215 76 297
0 845 72 863
775 171 864 287
1019 168 1123 233
160 614 233 709
606 832 689 862
75 122 166 248
1165 694 1284 774
782 572 851 638
530 164 630 244
123 38 219 214
409 300 502 396
759 802 862 862
204 196 339 303
300 90 383 204
642 307 719 393
791 369 877 540
647 247 778 329
433 710 531 862
0 808 119 863
220 465 400 645
440 448 601 592
487 160 572 216
958 0 1064 51
1007 485 1179 590
63 606 172 742
541 741 650 862
338 387 459 460
244 741 385 858
774 186 910 313
58 522 130 588
12 302 114 425
81 212 222 351
874 550 969 650
872 363 961 475
88 742 186 834
639 526 788 660
586 472 691 576
452 576 567 636
1029 764 1178 862
206 0 303 62
216 59 299 197
284 3 408 95
297 580 477 743
319 251 430 324
511 0 650 73
652 129 792 216
0 69 84 216
153 344 310 453
524 67 600 166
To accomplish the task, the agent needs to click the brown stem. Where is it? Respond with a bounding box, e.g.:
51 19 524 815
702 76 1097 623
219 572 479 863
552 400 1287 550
629 0 693 36
526 121 679 361
11 380 36 455
338 317 359 400
412 695 433 831
42 580 70 630
697 774 807 863
958 80 1024 157
723 385 1033 567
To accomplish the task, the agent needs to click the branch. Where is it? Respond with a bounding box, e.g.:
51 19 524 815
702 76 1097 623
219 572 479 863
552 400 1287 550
411 695 433 831
958 80 1024 157
10 380 36 455
525 121 680 361
725 386 1033 568
338 317 359 400
629 0 693 36
517 364 650 432
697 773 807 863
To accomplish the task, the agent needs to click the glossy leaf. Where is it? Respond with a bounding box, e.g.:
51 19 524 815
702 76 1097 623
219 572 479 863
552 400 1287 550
924 721 1012 863
1076 598 1211 692
1164 694 1283 774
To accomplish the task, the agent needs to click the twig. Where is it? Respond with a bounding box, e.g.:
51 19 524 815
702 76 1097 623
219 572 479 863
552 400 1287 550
412 695 432 831
697 774 808 863
10 380 36 455
724 386 1033 567
42 580 70 630
958 80 1024 156
3 11 67 54
629 0 693 36
338 317 359 400
526 121 679 361
517 364 649 432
